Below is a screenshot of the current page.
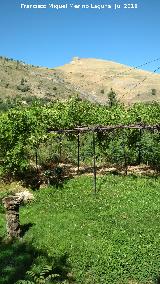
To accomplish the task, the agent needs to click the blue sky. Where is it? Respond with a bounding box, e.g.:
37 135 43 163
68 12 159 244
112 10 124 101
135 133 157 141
0 0 160 72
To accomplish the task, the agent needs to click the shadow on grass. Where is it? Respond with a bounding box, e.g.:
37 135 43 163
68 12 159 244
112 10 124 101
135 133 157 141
0 237 74 284
0 238 38 284
20 222 34 238
44 253 75 283
156 276 160 284
0 203 5 214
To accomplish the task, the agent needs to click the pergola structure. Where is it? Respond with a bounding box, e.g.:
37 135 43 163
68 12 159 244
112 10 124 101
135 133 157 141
48 124 160 193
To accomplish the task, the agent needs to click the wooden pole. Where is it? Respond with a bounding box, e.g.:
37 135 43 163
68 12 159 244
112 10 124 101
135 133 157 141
92 131 97 193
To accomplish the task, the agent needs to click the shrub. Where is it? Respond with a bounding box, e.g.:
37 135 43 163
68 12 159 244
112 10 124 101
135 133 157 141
17 84 30 92
151 88 157 96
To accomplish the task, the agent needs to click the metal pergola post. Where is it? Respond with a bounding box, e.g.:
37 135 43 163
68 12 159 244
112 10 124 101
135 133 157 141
77 132 80 174
35 148 38 172
138 128 142 165
92 130 97 194
58 134 62 162
122 130 128 175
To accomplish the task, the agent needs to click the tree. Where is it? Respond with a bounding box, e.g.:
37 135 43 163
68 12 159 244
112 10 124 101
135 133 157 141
151 88 157 96
108 88 117 107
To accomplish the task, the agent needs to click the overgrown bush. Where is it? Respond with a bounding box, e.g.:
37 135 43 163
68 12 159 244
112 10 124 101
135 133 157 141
17 84 30 92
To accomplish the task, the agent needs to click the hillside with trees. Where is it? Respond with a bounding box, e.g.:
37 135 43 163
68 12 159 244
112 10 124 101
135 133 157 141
1 56 160 108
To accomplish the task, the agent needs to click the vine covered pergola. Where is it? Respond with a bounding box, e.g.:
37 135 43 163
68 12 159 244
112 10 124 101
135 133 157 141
48 124 160 193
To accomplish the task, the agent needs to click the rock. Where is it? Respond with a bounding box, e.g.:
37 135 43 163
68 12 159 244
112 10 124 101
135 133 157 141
15 190 34 203
2 196 22 239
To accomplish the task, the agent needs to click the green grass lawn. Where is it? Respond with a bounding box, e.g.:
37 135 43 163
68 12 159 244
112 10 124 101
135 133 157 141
1 174 160 284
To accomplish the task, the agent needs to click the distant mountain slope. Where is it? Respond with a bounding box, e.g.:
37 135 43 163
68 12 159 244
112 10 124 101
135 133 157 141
0 57 79 103
0 56 160 105
56 57 160 104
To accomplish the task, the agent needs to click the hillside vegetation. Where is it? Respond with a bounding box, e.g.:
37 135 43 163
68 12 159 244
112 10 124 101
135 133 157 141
1 56 160 105
0 56 79 106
